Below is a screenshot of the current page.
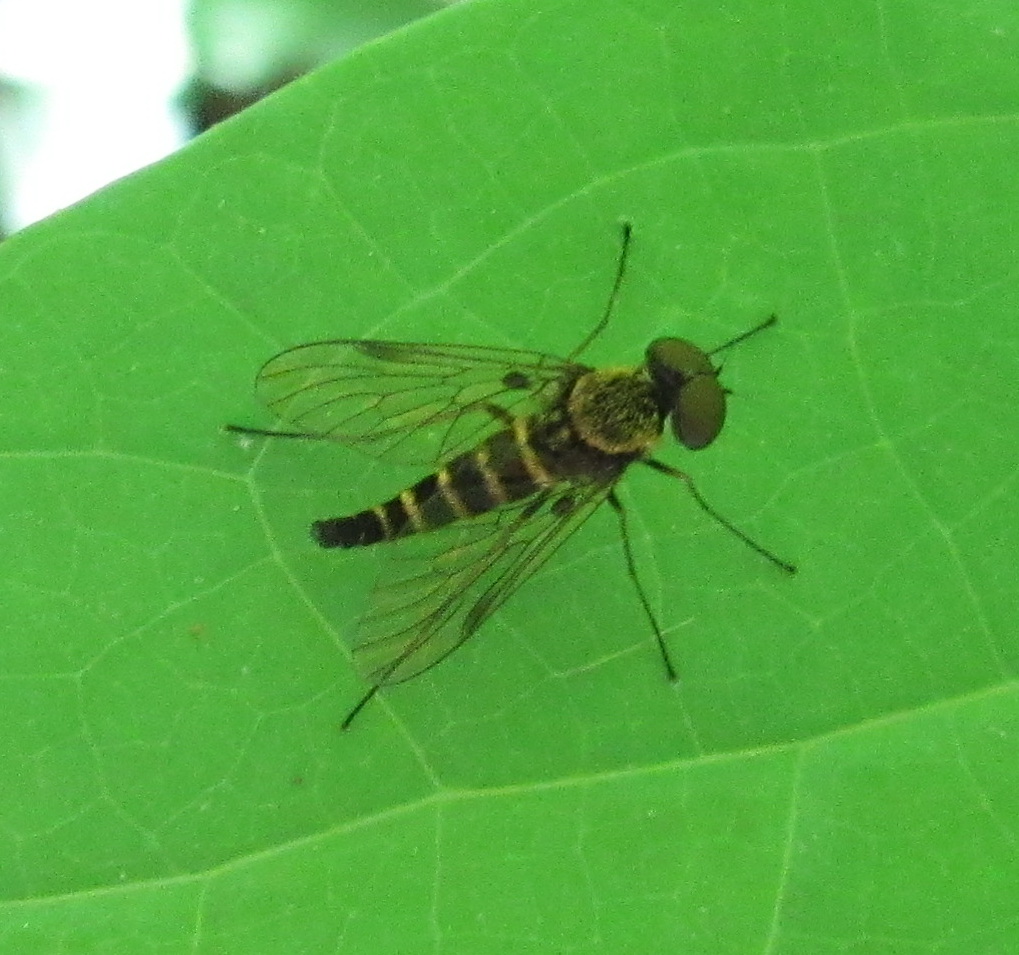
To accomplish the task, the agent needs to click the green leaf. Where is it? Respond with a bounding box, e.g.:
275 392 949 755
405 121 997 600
2 0 1018 951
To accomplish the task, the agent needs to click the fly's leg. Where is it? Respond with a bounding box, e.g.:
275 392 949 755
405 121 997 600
642 458 796 574
607 489 677 682
567 222 633 362
224 423 318 440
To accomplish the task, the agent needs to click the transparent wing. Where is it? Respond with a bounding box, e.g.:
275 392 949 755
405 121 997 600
253 339 580 464
352 478 615 688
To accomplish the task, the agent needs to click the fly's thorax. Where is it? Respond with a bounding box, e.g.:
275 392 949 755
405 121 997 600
565 366 663 456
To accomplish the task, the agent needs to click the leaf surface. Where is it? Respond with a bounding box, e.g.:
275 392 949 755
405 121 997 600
2 0 1018 951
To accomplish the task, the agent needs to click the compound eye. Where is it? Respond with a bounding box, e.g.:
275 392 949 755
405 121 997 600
672 376 726 449
646 338 714 384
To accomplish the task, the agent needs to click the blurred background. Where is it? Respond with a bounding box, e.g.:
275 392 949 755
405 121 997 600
0 0 450 236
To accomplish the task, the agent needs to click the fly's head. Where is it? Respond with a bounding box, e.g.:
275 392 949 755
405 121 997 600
645 338 727 451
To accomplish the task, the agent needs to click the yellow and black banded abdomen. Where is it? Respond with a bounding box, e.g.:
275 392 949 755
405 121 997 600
313 426 555 548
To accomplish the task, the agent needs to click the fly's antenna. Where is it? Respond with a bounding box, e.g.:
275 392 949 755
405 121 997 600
708 314 777 357
567 221 633 362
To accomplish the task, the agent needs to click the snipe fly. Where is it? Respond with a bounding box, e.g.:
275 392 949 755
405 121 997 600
227 224 795 728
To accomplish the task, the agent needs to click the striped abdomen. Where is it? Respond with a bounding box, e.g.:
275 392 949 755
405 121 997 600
314 420 558 548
